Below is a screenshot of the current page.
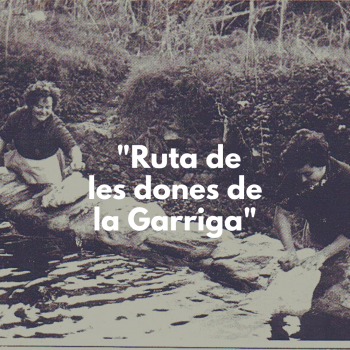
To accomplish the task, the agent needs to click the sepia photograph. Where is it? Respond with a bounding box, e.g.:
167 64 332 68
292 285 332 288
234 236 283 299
1 0 350 348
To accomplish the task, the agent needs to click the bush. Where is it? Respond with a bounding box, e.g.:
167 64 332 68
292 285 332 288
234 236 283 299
120 55 350 198
0 14 130 120
119 57 214 135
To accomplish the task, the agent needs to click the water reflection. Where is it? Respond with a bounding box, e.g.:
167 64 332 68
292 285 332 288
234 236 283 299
0 234 275 344
268 314 301 340
0 231 339 344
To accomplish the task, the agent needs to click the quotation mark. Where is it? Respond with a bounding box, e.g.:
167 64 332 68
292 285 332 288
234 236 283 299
118 145 129 155
244 207 256 218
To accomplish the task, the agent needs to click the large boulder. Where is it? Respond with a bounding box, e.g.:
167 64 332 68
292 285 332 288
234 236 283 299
306 251 350 318
0 170 223 262
206 234 285 291
0 168 301 295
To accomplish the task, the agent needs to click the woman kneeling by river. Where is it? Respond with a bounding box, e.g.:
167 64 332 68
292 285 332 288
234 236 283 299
0 81 84 186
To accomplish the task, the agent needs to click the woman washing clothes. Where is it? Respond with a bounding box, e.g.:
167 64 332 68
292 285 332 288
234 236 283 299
0 81 85 186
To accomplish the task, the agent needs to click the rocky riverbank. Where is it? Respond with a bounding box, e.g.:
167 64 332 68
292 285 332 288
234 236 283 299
0 120 349 324
0 164 285 293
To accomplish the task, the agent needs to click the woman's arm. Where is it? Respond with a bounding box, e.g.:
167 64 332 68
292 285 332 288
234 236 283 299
274 205 299 271
274 205 296 251
69 145 85 171
321 234 350 259
302 234 350 270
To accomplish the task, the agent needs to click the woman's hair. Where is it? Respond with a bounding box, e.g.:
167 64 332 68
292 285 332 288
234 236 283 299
24 81 61 109
281 129 329 170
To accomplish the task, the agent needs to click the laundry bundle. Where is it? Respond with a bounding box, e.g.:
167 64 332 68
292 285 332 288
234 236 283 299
241 248 321 316
42 172 89 208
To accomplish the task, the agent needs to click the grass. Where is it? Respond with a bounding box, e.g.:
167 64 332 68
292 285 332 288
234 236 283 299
0 13 130 118
2 1 350 234
2 2 350 143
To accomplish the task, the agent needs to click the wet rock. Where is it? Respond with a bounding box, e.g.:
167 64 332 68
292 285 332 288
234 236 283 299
12 198 36 212
144 221 222 262
47 215 70 232
208 234 284 292
307 252 350 320
0 169 293 293
14 306 27 319
312 282 350 319
209 258 262 292
238 233 284 258
211 238 241 260
145 235 215 261
78 198 167 250
198 258 214 271
69 199 99 242
0 168 17 183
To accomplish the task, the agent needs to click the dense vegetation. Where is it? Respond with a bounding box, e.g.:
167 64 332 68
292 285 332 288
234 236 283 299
2 0 350 235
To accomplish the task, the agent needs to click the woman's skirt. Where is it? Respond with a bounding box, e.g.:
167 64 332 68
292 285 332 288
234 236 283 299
4 149 64 186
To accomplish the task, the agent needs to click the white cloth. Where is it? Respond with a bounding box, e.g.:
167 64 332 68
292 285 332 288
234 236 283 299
4 149 62 186
261 264 321 316
241 248 321 316
41 172 89 208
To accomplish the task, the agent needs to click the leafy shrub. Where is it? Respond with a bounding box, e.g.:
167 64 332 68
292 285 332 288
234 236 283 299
119 56 221 137
0 15 130 120
120 56 350 200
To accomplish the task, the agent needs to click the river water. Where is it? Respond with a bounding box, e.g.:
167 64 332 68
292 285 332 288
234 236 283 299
0 232 335 346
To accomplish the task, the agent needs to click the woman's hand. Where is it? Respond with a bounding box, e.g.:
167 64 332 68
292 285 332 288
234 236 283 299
299 234 350 270
69 146 85 172
278 250 299 271
70 160 85 172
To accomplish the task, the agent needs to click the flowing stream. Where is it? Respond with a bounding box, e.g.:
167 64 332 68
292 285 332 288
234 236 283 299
0 232 333 345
